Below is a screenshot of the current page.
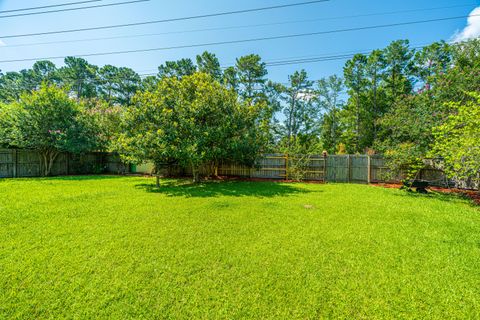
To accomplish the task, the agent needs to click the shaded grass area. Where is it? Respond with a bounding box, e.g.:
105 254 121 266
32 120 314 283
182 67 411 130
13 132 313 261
0 176 479 319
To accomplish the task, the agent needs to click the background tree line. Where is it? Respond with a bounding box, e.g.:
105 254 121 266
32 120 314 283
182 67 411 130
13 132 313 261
0 39 479 182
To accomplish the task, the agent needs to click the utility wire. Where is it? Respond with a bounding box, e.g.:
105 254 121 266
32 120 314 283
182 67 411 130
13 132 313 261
136 44 431 77
0 0 101 14
0 0 330 39
2 3 475 49
0 0 150 19
0 14 475 64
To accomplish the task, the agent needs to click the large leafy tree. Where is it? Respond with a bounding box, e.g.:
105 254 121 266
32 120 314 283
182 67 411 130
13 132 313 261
0 71 24 102
118 72 267 185
430 93 480 184
6 85 100 176
0 103 21 147
375 39 480 176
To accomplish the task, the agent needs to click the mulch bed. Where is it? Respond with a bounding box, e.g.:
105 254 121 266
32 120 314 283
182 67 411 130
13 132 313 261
371 183 480 205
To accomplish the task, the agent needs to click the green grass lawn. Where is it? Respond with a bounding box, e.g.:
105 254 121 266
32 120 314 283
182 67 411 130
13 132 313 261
0 176 479 319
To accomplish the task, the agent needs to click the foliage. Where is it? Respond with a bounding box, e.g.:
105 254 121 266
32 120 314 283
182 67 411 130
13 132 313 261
235 54 268 102
58 57 99 99
118 72 268 184
0 103 21 147
375 91 452 179
98 65 141 105
279 137 322 181
279 70 319 146
430 93 480 182
157 58 197 79
316 75 344 153
4 85 100 176
196 51 222 81
0 39 479 181
84 99 124 152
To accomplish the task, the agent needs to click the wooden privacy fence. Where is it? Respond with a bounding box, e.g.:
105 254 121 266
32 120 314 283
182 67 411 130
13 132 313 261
219 154 385 184
2 149 477 190
0 149 127 178
160 154 476 189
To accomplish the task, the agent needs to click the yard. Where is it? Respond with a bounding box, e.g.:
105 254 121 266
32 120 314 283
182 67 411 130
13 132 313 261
1 176 479 319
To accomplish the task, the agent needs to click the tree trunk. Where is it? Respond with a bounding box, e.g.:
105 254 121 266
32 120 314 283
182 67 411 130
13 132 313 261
331 94 337 146
287 97 294 143
291 94 297 144
191 164 200 183
214 164 218 177
41 150 59 176
356 91 361 152
156 175 160 188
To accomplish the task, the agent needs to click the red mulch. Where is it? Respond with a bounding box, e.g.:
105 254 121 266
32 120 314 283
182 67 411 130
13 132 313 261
371 183 480 205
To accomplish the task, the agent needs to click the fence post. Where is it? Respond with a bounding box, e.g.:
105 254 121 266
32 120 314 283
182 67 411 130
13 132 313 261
367 155 371 184
322 151 327 183
285 153 289 180
12 149 17 178
347 154 351 183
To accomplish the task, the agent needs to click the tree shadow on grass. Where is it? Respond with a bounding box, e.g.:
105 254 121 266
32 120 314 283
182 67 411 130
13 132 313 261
135 179 313 198
20 175 127 181
393 189 479 208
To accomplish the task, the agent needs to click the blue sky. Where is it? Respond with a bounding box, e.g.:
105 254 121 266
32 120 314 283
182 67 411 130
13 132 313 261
0 0 479 83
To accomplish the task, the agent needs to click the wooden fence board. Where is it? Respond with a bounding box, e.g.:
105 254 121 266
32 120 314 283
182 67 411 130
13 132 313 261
351 155 368 183
326 155 349 182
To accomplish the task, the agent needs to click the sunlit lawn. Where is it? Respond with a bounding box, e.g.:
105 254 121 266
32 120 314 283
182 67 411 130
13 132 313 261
0 176 479 319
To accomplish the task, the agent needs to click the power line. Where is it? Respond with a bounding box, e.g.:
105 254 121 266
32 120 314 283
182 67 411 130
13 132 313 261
0 0 101 14
136 44 431 78
0 0 330 39
2 3 475 49
0 0 150 19
0 14 475 64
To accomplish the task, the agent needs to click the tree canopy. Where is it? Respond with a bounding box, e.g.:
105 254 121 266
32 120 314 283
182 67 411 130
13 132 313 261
0 39 479 183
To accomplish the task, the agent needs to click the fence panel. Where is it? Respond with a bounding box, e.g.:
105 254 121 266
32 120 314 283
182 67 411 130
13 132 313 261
0 149 125 178
326 155 349 182
252 154 286 179
218 163 251 178
50 153 68 176
0 149 14 178
16 150 41 177
351 155 369 183
301 156 326 181
370 156 392 182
